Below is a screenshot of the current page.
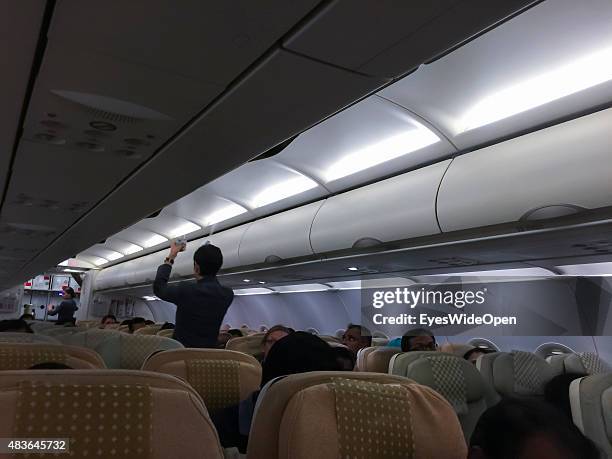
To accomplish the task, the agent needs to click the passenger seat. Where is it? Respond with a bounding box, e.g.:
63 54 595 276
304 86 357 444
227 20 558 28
247 372 466 459
94 334 183 369
142 349 261 411
225 333 265 358
60 328 118 348
0 343 105 369
570 373 612 457
389 351 494 439
0 370 225 458
0 332 60 344
355 346 399 372
561 352 610 375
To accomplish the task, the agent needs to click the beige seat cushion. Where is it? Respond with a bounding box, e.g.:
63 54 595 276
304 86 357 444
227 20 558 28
248 372 466 459
0 332 60 344
94 334 183 369
0 370 224 459
142 349 261 410
226 334 265 356
0 343 105 369
440 343 475 358
134 325 163 335
356 347 399 373
60 328 119 348
156 329 174 338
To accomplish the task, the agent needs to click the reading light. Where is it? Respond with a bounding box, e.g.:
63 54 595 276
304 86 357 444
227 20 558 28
252 175 317 208
325 125 439 181
168 221 201 238
347 267 359 271
243 279 251 283
143 234 168 248
461 45 612 131
205 203 247 226
123 244 143 255
105 251 124 261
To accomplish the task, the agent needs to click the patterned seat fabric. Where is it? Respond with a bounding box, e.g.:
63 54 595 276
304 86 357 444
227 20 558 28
389 351 491 439
0 343 105 369
94 334 183 369
356 346 399 373
565 352 611 375
61 329 118 348
247 372 467 459
142 349 262 411
225 334 265 356
0 370 225 459
0 332 60 344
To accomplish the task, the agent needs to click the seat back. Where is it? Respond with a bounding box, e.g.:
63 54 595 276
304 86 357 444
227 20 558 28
0 370 224 459
37 326 86 337
565 352 611 375
94 334 183 369
355 346 399 373
440 343 475 358
319 335 341 345
142 349 262 411
156 329 174 338
570 373 612 457
0 332 60 344
546 354 568 374
247 372 466 459
61 328 119 348
0 343 105 369
390 351 492 439
134 324 163 335
479 351 555 400
226 333 265 356
371 337 389 346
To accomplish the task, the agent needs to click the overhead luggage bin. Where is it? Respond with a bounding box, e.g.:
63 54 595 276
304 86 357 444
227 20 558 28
239 201 324 266
437 108 612 233
310 160 450 254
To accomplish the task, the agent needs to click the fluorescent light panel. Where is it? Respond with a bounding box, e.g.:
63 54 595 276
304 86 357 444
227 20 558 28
123 244 143 255
92 257 108 266
252 175 317 208
105 251 124 261
143 234 168 248
461 45 612 131
234 288 273 296
325 125 439 181
168 221 201 238
205 203 247 226
63 268 84 273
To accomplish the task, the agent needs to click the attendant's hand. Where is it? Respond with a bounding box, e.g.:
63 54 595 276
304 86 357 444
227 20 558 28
169 241 184 259
47 304 54 311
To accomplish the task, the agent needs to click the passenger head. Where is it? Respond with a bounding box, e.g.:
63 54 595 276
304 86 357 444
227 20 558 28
401 328 437 352
160 322 175 330
0 319 33 334
128 317 146 333
464 347 495 365
19 313 34 321
544 373 585 419
217 332 233 349
341 324 372 355
100 314 118 326
227 328 243 338
332 346 356 371
261 332 340 387
193 243 223 277
63 287 75 299
468 398 600 459
261 325 292 359
144 319 155 325
29 362 73 370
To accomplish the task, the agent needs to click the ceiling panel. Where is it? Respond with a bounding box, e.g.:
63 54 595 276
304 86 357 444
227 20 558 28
379 0 612 149
276 95 455 192
48 0 321 85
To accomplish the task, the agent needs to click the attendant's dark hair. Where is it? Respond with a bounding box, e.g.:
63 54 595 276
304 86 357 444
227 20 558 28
194 244 223 275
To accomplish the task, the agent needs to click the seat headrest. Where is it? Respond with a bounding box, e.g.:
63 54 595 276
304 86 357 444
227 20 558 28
492 351 555 397
0 370 224 459
0 343 105 369
358 347 399 373
142 348 262 410
94 334 183 369
390 352 485 415
371 337 389 347
134 325 163 335
248 372 466 459
61 328 118 348
570 373 612 457
225 333 265 357
156 329 174 338
0 332 60 344
439 343 475 358
565 352 610 375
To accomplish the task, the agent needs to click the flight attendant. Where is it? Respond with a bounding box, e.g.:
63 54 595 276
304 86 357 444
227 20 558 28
47 287 79 325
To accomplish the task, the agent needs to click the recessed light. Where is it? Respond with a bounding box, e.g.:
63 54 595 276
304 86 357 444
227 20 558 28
252 175 318 208
347 267 359 271
258 281 266 284
243 279 251 283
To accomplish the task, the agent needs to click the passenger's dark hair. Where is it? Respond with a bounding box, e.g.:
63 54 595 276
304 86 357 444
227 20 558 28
101 314 117 323
120 319 131 326
160 322 175 330
345 323 372 346
544 373 585 419
194 243 223 275
144 319 155 325
333 346 356 371
469 398 600 459
464 347 495 361
401 328 436 352
19 313 34 320
261 325 292 344
227 329 243 337
0 319 34 334
128 317 146 332
29 362 73 370
261 332 341 387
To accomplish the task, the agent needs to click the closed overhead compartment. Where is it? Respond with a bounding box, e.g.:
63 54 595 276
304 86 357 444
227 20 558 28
204 225 248 270
437 108 612 233
239 201 324 265
310 161 450 254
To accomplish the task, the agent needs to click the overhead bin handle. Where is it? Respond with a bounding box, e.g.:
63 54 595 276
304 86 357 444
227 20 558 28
519 204 586 222
352 237 383 249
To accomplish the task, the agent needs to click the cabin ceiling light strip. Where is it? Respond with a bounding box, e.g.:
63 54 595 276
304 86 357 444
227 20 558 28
325 126 440 181
168 221 201 238
461 45 612 132
105 251 124 261
63 268 84 273
252 175 318 208
143 234 168 248
234 288 273 296
92 257 109 266
205 203 247 226
142 295 160 301
123 243 143 255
